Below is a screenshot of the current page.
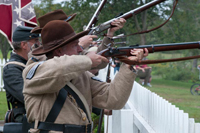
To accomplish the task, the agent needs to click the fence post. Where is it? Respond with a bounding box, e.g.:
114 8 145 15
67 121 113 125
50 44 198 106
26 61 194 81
194 123 200 133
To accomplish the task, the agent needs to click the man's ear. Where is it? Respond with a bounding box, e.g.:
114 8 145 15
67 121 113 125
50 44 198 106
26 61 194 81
54 47 63 56
21 41 27 49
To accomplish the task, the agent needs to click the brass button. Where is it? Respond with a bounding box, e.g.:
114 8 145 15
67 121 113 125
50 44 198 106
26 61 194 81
80 109 83 113
15 106 18 108
82 117 86 121
14 102 17 104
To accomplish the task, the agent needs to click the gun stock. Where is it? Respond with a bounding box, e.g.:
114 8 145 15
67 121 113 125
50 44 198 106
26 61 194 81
89 0 167 35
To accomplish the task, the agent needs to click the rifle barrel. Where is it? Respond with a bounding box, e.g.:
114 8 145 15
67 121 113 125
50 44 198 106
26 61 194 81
99 41 200 57
85 0 107 31
91 0 166 35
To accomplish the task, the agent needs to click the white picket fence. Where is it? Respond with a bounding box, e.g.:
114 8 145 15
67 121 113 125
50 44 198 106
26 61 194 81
0 59 6 91
97 66 200 133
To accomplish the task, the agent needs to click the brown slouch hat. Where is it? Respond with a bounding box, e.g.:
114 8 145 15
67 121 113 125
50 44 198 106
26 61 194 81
31 9 76 33
32 20 89 55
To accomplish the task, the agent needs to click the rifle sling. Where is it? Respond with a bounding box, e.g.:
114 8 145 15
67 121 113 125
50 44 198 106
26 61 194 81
109 0 178 39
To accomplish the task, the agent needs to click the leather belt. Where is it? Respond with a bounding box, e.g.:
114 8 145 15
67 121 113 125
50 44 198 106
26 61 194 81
31 122 92 133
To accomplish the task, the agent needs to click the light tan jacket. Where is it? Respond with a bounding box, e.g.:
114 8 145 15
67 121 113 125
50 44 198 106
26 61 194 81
23 38 136 133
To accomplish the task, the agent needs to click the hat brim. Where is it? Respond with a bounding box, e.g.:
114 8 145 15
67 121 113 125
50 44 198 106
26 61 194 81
66 13 77 22
31 13 77 34
32 30 89 56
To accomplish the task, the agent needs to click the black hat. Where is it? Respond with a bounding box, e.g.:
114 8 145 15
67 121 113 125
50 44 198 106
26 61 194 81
12 26 39 42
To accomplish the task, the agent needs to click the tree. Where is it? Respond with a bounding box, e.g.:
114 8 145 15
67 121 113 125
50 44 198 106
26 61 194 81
0 34 11 61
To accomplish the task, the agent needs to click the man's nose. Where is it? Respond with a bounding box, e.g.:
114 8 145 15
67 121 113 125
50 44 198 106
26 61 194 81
78 45 83 53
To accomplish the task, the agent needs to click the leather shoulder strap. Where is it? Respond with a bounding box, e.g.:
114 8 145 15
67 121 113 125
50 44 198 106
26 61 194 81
37 88 67 133
45 88 68 122
4 61 26 68
45 82 91 123
66 82 92 123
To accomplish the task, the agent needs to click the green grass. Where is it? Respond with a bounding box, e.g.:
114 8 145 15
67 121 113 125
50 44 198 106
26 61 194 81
136 78 200 123
0 92 7 120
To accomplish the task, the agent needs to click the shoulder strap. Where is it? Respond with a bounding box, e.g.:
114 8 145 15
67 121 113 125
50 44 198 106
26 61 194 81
4 61 26 68
33 84 92 133
40 88 68 133
45 88 68 122
45 82 92 123
66 82 92 123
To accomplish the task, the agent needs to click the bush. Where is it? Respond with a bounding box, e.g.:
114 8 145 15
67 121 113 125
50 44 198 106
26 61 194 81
151 61 199 81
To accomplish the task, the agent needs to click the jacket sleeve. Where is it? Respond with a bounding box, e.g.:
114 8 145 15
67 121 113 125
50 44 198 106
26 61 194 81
97 37 114 53
3 65 24 103
90 64 137 110
23 55 92 95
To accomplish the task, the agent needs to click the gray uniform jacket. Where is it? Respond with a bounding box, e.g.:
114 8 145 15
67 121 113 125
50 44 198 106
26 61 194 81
3 52 26 117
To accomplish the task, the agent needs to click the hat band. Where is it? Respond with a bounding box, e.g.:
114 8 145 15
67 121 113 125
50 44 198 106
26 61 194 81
42 32 75 51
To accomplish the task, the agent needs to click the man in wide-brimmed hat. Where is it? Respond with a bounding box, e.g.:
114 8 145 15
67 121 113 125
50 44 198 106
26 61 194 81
3 26 40 123
22 20 148 133
30 9 126 53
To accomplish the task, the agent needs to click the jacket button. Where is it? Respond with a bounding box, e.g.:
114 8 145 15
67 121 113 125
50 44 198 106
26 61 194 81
14 102 17 104
15 106 18 108
82 117 86 121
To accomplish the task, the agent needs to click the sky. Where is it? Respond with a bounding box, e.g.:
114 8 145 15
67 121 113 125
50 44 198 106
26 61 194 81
54 0 66 3
32 0 67 4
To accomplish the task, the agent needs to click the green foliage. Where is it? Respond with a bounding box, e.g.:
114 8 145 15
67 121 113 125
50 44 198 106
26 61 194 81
0 92 7 120
0 34 11 61
91 113 104 133
151 61 199 81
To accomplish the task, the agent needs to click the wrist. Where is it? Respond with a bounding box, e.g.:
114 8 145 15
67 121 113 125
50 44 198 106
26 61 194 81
79 45 84 50
107 30 114 37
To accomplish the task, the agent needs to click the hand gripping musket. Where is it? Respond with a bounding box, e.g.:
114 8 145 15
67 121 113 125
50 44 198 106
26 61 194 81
98 41 200 65
85 0 107 31
88 0 167 35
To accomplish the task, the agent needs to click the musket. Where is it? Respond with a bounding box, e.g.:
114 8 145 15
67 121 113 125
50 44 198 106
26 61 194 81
97 61 111 133
89 0 167 35
85 0 107 31
88 1 107 133
98 41 200 65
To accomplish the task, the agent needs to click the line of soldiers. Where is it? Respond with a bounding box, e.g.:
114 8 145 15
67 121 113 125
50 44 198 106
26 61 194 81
3 9 148 133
